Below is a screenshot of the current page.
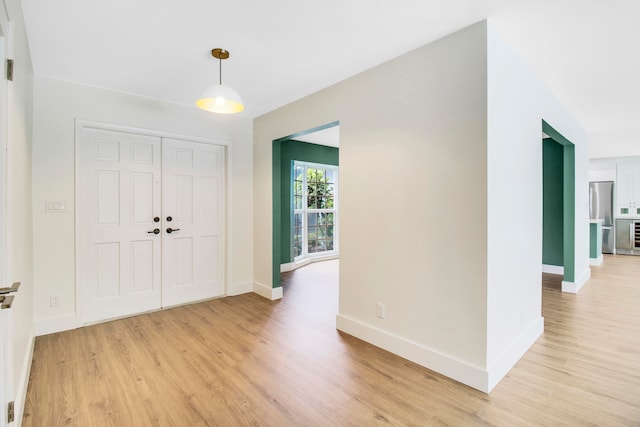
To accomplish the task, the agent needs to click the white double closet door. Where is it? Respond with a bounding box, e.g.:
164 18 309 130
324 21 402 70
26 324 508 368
78 127 225 324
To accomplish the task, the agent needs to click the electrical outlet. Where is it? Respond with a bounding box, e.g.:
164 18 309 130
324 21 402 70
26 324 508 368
376 302 385 319
50 294 61 307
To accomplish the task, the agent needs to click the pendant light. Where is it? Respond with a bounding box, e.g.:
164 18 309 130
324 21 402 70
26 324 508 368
196 48 244 114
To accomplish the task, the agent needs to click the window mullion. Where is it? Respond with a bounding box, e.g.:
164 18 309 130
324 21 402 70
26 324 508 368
302 164 308 258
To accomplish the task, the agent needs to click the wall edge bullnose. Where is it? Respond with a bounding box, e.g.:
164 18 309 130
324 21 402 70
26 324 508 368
486 316 544 392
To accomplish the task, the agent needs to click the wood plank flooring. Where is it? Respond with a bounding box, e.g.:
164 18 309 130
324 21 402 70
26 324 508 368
23 256 640 426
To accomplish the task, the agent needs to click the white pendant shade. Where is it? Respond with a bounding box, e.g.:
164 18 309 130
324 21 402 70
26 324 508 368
196 83 245 114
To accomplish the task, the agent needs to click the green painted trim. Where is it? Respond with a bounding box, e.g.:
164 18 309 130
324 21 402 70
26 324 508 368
542 138 564 266
272 140 283 288
271 121 340 289
542 120 575 282
542 120 572 147
562 143 575 282
589 222 602 259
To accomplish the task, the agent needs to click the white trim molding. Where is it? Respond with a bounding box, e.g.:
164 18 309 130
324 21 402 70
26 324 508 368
562 268 591 294
336 314 490 393
253 282 283 300
542 264 564 275
337 313 544 393
280 254 339 273
15 331 35 426
487 316 544 392
227 281 254 296
35 314 80 337
589 255 603 266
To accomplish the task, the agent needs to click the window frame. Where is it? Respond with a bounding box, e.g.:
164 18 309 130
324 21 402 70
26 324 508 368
292 161 339 261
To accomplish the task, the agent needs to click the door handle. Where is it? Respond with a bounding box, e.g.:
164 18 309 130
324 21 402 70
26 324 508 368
166 228 180 234
0 282 20 295
0 295 14 309
147 228 160 235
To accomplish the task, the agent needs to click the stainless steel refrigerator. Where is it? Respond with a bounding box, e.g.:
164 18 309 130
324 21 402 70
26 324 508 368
589 181 614 253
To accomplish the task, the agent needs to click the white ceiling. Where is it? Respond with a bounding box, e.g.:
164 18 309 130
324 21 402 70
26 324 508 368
294 125 340 147
20 0 640 142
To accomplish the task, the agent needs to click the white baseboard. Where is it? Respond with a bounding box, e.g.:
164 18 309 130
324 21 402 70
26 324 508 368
35 313 80 336
561 268 591 294
280 260 309 273
589 255 603 266
227 281 254 296
336 314 489 392
542 264 564 275
253 282 283 300
337 314 545 393
15 330 35 426
487 316 544 392
35 283 285 336
280 254 339 273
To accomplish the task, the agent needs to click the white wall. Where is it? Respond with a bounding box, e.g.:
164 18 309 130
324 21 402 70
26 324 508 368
255 22 490 390
32 76 253 333
590 129 640 159
589 158 617 182
589 129 639 183
5 0 35 421
486 22 589 389
255 20 590 393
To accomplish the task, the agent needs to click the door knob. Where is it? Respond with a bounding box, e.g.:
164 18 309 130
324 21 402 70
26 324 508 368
166 228 180 234
0 295 14 309
153 217 160 223
0 282 20 295
166 216 173 222
147 228 160 234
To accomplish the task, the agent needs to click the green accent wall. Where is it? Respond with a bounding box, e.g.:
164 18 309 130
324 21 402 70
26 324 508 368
272 135 339 288
542 120 576 282
589 222 602 259
542 138 564 266
562 144 575 282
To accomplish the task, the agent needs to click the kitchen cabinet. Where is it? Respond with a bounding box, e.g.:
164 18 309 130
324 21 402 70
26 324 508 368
616 161 640 217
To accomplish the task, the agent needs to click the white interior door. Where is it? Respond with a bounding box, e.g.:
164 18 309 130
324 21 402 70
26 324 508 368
80 128 162 323
0 19 11 426
79 127 226 323
0 307 7 427
161 139 225 306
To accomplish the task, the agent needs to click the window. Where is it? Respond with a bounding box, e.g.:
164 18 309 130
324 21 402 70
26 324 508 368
293 162 338 260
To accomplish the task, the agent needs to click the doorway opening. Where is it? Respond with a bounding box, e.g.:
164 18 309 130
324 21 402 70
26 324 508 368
280 259 339 325
271 121 339 289
541 120 576 290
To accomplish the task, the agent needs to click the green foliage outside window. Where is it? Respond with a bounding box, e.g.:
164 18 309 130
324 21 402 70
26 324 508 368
293 163 336 258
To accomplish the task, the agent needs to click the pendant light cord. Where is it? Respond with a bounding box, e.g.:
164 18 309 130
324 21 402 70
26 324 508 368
219 55 222 85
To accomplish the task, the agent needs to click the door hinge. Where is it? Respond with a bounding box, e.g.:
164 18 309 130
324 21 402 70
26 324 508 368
6 59 13 81
7 401 14 423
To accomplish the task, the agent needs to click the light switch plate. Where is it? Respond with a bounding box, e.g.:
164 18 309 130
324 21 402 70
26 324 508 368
45 200 67 213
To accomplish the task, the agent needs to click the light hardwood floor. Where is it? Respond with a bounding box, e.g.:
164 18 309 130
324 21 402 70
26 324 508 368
23 256 640 426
